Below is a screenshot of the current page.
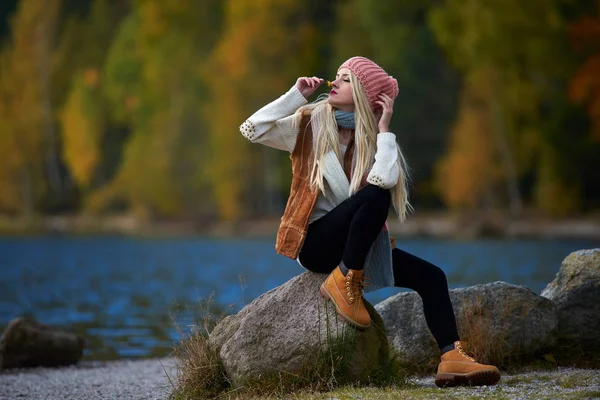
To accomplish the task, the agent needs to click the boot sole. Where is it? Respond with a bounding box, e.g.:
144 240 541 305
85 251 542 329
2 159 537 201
435 369 501 388
320 284 370 329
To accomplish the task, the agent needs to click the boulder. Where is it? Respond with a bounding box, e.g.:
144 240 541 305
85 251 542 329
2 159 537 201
541 249 600 351
209 271 389 388
375 281 557 369
0 317 85 369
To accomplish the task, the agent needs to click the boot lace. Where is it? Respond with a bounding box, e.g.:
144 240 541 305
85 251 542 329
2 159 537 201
345 271 368 304
455 341 476 362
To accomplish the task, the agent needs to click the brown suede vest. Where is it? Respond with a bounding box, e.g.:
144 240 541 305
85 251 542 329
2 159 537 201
275 111 318 259
275 111 357 259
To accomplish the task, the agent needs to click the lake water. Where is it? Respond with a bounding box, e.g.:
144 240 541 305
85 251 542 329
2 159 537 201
0 236 597 360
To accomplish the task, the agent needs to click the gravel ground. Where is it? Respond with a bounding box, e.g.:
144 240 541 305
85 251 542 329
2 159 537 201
406 367 600 399
0 360 598 400
0 358 177 400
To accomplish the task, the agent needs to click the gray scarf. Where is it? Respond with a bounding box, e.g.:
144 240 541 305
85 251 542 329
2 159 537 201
335 110 356 129
312 94 356 129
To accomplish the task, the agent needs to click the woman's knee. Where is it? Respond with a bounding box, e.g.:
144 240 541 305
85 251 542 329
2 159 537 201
428 264 449 288
409 266 448 298
393 249 449 293
355 184 391 208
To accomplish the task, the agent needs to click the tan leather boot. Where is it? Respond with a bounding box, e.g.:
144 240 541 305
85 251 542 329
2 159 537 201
320 267 371 329
435 341 501 387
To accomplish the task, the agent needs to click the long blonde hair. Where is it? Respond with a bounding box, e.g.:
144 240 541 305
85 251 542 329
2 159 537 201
293 72 412 221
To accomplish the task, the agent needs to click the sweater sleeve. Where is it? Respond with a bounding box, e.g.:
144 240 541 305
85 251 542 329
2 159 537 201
367 132 400 189
239 86 308 152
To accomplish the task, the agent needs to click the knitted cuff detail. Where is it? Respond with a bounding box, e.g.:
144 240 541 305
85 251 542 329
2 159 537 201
367 175 385 187
240 120 257 140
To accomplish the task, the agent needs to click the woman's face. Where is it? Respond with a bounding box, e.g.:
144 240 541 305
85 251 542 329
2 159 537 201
328 67 354 112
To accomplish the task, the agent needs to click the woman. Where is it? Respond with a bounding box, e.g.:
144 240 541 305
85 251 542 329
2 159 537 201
239 56 500 388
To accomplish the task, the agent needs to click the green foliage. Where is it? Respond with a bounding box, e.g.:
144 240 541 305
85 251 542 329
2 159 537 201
91 0 224 218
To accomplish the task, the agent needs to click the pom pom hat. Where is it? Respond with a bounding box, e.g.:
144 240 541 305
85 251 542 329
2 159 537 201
339 56 399 111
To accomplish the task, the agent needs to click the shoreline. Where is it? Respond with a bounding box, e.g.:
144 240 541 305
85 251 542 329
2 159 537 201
1 212 600 240
1 358 598 400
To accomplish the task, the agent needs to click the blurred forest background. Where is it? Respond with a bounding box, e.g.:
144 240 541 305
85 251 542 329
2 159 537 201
0 0 599 229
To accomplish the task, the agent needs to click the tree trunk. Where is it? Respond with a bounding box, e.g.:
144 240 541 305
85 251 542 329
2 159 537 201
20 164 35 216
37 0 64 202
490 98 523 216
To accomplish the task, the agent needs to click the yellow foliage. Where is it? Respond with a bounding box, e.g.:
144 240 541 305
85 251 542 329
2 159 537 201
0 0 61 213
436 70 498 209
203 0 320 221
436 106 495 209
59 73 103 188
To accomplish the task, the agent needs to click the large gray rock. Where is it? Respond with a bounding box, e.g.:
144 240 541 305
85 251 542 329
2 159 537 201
209 271 389 388
0 317 85 369
375 282 557 368
541 249 600 349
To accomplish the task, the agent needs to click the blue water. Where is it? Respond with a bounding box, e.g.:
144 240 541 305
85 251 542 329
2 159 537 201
0 236 597 360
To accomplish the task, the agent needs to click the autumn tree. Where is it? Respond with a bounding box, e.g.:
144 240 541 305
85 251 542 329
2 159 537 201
90 0 223 219
57 0 128 197
0 0 63 214
569 2 600 142
331 0 460 206
435 69 500 209
565 0 600 209
0 47 23 213
203 0 331 221
430 0 577 214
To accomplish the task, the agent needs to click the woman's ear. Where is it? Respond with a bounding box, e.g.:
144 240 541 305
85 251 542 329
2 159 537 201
374 108 383 120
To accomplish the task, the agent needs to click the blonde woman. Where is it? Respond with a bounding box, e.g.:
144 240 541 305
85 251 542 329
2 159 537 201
240 56 500 387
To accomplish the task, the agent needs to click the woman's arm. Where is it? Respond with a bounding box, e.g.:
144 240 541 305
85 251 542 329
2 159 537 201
367 132 400 189
239 86 308 152
369 92 400 188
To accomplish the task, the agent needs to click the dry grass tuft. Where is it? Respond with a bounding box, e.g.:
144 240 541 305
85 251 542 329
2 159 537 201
168 296 231 400
456 294 534 368
170 328 230 399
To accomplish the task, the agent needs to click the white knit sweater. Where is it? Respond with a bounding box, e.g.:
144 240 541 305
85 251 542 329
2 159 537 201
240 85 398 290
240 86 400 189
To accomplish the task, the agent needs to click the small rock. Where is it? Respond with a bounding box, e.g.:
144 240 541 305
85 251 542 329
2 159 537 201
0 317 85 369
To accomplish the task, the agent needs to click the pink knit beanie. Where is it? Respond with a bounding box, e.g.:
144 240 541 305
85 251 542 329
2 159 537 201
339 56 399 111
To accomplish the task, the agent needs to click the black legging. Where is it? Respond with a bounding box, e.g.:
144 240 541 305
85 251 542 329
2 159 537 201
298 184 460 350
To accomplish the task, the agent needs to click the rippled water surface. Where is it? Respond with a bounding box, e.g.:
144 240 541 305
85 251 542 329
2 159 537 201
0 236 596 360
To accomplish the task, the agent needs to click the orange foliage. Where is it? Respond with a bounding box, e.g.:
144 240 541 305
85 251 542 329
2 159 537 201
83 68 100 88
436 69 502 209
568 6 600 142
203 0 319 221
436 102 495 209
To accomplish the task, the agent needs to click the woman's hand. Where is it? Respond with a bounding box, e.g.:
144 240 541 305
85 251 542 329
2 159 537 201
295 76 325 99
376 93 394 133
